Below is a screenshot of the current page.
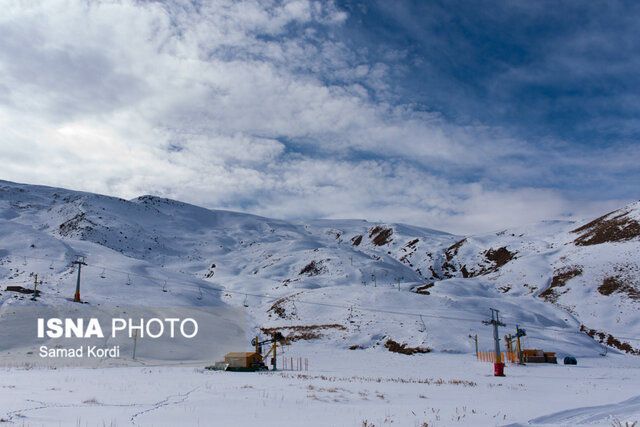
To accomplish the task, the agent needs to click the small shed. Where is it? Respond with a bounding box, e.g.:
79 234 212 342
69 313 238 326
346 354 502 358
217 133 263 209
224 352 262 369
522 349 557 364
522 349 545 363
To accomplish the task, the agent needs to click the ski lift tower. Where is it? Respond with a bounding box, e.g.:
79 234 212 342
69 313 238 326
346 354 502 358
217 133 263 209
72 255 87 303
483 308 506 376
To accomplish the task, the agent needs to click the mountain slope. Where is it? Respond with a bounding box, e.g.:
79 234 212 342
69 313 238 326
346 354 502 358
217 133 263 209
1 179 638 357
439 202 640 354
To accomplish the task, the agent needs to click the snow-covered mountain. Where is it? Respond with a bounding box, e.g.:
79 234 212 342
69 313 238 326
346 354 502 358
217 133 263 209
439 201 640 355
1 179 638 357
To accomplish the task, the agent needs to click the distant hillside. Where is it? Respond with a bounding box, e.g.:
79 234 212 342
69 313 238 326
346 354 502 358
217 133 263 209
1 180 638 356
438 201 640 354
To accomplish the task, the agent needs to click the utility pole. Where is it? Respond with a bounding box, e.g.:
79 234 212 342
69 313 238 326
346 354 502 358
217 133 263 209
132 329 138 360
468 334 478 357
31 274 38 301
72 256 87 303
483 308 506 376
515 325 526 365
505 334 513 353
504 334 515 363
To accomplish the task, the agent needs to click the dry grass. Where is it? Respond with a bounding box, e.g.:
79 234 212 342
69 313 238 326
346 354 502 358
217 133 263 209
539 266 583 303
405 238 419 249
261 324 346 344
598 275 639 300
443 241 516 278
369 226 393 246
299 260 327 276
484 247 516 269
267 292 303 319
5 285 40 296
384 339 431 355
581 325 640 355
413 282 435 295
275 373 477 387
445 238 466 261
573 208 640 246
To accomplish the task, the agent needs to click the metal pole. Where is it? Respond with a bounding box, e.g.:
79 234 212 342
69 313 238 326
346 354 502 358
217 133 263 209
515 325 526 364
273 341 277 371
31 274 38 301
475 334 478 357
72 257 87 303
483 308 506 376
492 315 501 363
74 264 81 302
133 329 138 359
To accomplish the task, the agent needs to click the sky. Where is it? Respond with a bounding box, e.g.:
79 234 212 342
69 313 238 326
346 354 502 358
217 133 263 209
0 0 638 234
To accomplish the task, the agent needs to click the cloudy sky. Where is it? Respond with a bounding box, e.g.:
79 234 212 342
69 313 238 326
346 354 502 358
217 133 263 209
1 0 638 234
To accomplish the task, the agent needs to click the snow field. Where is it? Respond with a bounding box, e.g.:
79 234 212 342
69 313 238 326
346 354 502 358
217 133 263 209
2 345 640 426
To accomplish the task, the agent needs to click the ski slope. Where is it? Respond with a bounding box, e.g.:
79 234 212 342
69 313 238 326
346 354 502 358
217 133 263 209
1 179 639 425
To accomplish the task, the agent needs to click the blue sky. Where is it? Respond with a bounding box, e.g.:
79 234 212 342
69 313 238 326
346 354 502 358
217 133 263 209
0 0 638 233
337 1 640 193
341 1 640 141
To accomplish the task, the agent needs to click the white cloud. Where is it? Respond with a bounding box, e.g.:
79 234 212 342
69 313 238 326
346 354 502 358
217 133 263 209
0 0 631 234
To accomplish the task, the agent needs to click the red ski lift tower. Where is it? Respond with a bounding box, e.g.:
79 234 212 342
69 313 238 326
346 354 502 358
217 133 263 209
483 308 506 376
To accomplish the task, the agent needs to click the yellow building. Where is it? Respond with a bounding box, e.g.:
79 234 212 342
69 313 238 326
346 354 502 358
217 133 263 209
224 352 263 369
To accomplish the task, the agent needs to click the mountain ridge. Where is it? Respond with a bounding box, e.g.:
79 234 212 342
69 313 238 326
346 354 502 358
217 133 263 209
1 179 638 356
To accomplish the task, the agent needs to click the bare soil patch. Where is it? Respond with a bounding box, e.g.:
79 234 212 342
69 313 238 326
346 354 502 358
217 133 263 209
572 207 640 246
384 339 431 355
581 324 640 355
299 260 327 276
261 324 346 344
405 238 419 249
267 292 303 319
369 226 393 246
58 212 97 237
598 275 640 300
484 247 516 269
539 266 583 303
6 286 40 296
204 263 216 278
413 283 435 295
445 238 466 261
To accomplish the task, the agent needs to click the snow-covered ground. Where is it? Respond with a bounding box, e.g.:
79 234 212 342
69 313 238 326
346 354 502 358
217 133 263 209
2 343 640 426
1 180 639 425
